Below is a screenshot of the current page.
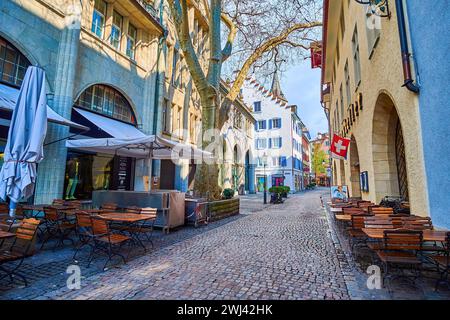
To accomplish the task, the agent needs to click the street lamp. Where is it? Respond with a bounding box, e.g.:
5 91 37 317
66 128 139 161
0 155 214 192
262 152 268 204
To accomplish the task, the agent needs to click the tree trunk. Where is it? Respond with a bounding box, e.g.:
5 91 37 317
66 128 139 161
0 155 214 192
193 91 222 200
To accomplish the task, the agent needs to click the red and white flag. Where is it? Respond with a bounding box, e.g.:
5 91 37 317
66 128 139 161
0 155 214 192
330 134 350 160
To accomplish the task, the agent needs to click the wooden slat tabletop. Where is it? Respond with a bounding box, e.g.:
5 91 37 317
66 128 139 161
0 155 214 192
98 213 156 223
363 228 448 242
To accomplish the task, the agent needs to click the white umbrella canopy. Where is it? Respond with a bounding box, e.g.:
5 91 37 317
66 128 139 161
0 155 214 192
0 66 48 210
66 135 214 161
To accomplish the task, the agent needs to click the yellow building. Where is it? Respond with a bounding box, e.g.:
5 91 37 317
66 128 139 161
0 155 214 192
321 0 428 216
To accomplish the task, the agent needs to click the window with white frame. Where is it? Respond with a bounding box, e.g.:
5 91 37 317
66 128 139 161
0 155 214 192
126 23 137 60
253 101 262 112
91 0 107 38
352 27 362 87
110 11 123 49
256 138 267 150
271 137 282 149
344 61 351 107
272 118 282 129
257 120 267 131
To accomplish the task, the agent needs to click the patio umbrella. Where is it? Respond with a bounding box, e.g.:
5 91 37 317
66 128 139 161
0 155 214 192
0 66 48 217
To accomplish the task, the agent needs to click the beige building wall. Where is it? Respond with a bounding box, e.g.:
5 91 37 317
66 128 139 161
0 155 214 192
324 0 429 216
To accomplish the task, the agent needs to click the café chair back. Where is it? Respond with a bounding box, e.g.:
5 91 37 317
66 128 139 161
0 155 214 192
0 218 40 286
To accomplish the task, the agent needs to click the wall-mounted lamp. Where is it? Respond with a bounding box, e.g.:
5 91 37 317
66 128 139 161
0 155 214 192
354 0 391 18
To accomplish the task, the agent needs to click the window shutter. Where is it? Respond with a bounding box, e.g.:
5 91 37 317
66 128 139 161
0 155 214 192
262 120 267 130
269 119 273 129
281 157 287 167
255 122 258 131
268 138 272 149
279 138 282 148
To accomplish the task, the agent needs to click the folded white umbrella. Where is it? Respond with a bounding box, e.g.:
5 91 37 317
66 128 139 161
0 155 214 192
0 66 48 213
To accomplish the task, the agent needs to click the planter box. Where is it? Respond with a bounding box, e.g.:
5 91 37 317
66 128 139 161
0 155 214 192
208 198 240 222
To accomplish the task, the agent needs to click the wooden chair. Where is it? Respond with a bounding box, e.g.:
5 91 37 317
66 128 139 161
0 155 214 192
67 200 83 209
73 212 94 261
0 203 8 214
52 199 65 206
348 214 372 251
342 207 365 215
88 216 131 270
126 208 157 248
403 217 433 230
369 206 394 215
40 207 76 250
428 232 450 291
125 206 142 214
0 218 40 286
376 229 423 290
100 203 118 211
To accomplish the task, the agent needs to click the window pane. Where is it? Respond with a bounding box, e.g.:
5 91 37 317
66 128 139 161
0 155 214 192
94 0 107 15
110 26 121 49
92 11 105 38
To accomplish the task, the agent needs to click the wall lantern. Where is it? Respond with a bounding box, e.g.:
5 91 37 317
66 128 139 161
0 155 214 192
354 0 391 18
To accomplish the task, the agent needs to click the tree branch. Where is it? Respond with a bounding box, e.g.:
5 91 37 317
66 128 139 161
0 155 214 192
227 21 322 101
168 0 209 94
221 13 237 62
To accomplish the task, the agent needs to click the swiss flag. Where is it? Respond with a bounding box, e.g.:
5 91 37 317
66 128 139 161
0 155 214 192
331 134 351 160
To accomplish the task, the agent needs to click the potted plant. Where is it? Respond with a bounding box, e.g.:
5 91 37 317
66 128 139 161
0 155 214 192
269 186 284 204
222 188 235 200
281 186 290 198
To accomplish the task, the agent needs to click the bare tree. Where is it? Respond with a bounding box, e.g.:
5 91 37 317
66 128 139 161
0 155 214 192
167 0 322 199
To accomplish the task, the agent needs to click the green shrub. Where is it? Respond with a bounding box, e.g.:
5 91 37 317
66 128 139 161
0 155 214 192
283 186 291 193
222 188 235 199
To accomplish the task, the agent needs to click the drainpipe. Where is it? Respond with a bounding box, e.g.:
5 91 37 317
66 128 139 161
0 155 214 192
395 0 420 93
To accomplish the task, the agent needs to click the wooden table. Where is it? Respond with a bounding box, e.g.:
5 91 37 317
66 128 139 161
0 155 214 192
98 213 156 223
0 230 15 240
335 215 352 222
363 228 448 242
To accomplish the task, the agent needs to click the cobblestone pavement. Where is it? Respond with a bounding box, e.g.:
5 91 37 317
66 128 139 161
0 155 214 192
1 189 449 300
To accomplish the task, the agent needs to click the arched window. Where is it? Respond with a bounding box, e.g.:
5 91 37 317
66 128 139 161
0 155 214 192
0 36 31 87
75 84 137 125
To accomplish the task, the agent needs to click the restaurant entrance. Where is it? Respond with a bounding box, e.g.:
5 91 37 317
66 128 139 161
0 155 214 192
63 151 134 200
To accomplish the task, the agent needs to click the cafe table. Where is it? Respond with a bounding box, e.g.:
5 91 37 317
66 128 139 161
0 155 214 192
362 228 448 242
98 213 157 250
335 215 352 222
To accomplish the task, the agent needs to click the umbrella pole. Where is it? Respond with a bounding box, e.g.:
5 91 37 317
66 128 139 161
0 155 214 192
9 200 17 220
147 157 153 192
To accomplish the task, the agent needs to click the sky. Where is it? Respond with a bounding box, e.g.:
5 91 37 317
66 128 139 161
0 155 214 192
280 62 328 139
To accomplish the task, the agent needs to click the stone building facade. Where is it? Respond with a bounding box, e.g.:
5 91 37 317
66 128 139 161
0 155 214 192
0 0 164 203
321 0 428 217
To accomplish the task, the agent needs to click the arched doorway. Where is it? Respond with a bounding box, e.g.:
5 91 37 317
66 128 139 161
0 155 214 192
349 136 361 198
232 145 241 192
372 92 409 202
245 151 250 192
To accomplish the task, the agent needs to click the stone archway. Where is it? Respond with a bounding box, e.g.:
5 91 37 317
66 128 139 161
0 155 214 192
372 92 409 202
349 135 361 198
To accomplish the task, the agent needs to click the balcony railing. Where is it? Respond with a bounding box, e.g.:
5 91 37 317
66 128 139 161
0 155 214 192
136 0 160 22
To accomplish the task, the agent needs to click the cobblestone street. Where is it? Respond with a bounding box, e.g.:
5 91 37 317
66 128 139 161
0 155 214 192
1 189 449 300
